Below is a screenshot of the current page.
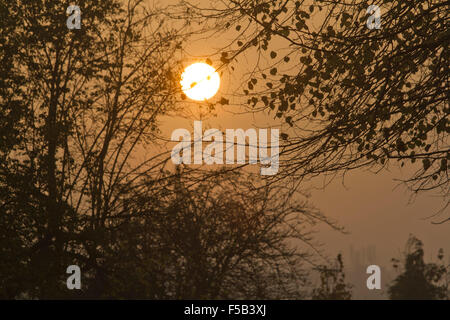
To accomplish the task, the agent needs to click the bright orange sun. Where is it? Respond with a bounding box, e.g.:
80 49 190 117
180 62 220 101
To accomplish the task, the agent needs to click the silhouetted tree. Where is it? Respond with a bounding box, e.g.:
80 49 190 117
0 0 187 298
83 169 338 299
388 235 449 300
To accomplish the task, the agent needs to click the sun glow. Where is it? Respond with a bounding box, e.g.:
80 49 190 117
180 62 220 101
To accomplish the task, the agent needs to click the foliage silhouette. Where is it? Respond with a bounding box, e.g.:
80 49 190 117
388 235 449 300
82 169 335 299
0 0 186 298
0 0 338 298
184 0 449 214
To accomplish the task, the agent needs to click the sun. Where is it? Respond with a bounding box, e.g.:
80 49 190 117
181 62 220 101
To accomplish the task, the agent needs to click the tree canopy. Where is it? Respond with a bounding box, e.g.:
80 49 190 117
0 0 186 298
187 0 449 206
389 235 449 300
0 0 337 298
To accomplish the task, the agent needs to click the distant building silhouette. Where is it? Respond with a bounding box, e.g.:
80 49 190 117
350 244 376 269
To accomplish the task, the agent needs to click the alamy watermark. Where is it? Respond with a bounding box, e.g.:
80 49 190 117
67 5 81 30
66 265 81 290
366 265 381 290
171 121 279 175
367 5 381 30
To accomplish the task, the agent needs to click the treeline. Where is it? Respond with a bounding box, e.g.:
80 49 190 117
314 236 450 300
